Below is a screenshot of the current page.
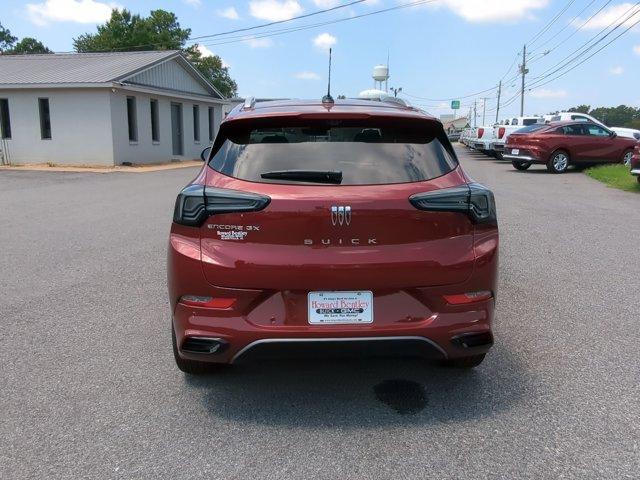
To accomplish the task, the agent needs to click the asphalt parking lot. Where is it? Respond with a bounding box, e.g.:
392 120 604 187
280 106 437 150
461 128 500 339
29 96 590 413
1 147 639 479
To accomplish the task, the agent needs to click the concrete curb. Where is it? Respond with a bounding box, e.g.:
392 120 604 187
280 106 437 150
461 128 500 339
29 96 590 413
0 160 203 174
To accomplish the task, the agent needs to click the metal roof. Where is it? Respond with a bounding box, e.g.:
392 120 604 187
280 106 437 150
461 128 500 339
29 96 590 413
0 50 179 86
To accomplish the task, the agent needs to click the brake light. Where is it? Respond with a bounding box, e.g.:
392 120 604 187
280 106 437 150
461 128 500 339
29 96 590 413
173 185 270 226
443 291 493 305
477 128 484 139
498 127 505 139
179 295 236 309
409 183 497 226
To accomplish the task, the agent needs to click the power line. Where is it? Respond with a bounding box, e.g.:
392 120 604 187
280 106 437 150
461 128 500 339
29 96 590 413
190 0 368 41
527 0 578 47
530 2 640 83
194 0 437 48
530 0 599 53
528 0 613 63
527 14 640 91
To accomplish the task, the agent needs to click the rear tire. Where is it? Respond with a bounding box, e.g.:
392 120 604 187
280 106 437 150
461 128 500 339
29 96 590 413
547 150 570 173
512 161 531 171
172 327 222 375
442 354 486 369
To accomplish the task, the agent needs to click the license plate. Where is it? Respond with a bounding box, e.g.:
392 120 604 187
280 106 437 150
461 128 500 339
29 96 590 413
308 291 373 325
511 148 520 155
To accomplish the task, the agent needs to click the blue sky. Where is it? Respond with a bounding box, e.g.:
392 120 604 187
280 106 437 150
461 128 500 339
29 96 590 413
3 0 640 120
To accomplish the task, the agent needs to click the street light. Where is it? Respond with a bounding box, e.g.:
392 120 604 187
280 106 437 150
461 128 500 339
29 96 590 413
390 87 402 98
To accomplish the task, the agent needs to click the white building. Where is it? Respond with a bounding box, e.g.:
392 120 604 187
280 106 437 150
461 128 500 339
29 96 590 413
0 51 227 166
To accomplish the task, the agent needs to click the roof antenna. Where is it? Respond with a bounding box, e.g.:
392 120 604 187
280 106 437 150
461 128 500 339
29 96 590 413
322 48 334 105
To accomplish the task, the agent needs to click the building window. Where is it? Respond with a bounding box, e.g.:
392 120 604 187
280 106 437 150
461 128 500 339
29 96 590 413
150 99 159 142
126 96 138 142
0 99 11 139
208 107 215 142
38 98 52 139
193 104 200 142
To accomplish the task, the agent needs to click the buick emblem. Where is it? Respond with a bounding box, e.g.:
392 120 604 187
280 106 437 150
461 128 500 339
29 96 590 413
331 206 351 226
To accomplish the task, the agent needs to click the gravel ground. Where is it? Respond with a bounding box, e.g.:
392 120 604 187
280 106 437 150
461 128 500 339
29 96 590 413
1 147 638 479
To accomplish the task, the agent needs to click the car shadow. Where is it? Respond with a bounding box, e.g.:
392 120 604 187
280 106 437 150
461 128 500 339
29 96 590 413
182 343 533 429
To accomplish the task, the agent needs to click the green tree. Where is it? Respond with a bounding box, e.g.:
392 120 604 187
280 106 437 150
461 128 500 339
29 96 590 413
185 45 237 98
589 105 639 127
73 9 236 97
7 37 52 54
74 9 189 52
0 22 17 52
568 105 590 114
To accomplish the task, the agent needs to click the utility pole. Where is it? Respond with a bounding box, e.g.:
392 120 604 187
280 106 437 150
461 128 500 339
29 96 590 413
473 100 477 127
495 80 502 123
481 97 488 125
520 44 528 116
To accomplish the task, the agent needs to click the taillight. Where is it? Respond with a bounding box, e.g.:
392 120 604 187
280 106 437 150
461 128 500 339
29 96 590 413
409 183 497 226
443 291 493 305
173 185 270 226
498 127 505 139
477 128 484 139
179 295 236 309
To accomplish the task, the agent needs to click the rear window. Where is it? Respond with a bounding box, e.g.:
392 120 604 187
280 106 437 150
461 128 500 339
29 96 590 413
515 124 547 133
522 118 541 126
209 120 458 185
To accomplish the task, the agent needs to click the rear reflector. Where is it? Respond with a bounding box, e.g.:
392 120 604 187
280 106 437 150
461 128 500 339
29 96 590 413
443 291 492 305
179 295 236 309
478 128 484 139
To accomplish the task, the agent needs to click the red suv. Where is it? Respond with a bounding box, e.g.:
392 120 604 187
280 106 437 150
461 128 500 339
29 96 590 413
168 99 498 374
504 121 636 173
631 144 640 183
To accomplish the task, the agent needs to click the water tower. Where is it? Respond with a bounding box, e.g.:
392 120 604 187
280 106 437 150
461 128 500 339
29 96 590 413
372 65 389 92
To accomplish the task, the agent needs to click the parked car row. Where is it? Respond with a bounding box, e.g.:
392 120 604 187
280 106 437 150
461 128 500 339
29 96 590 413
459 111 640 176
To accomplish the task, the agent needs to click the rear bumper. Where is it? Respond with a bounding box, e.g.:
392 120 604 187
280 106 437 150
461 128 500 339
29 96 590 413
172 295 495 364
631 168 640 176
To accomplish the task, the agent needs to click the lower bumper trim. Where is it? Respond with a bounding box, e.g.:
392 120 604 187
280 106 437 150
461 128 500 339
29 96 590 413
231 336 448 364
503 154 535 162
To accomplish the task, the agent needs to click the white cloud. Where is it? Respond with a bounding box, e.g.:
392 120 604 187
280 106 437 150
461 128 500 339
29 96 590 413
195 44 230 67
312 0 340 7
217 6 239 20
530 88 567 99
610 66 624 75
634 45 640 55
196 44 214 57
26 0 120 25
294 71 321 80
183 0 201 7
404 0 549 23
249 1 303 21
244 36 274 48
313 32 337 52
572 3 639 30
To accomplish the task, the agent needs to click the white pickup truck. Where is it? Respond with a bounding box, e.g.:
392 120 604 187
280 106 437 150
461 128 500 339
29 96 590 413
490 116 544 159
547 111 606 126
470 124 497 154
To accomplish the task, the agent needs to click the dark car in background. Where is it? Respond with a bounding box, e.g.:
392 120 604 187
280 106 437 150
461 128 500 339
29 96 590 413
503 121 637 173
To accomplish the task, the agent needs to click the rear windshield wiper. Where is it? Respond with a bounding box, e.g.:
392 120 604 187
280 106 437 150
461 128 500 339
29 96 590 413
260 170 343 184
